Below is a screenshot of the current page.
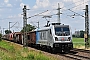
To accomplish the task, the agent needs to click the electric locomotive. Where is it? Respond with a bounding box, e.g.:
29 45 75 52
35 23 73 52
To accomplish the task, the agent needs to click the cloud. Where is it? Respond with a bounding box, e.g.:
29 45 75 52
16 0 22 2
8 13 22 19
39 11 51 15
72 0 89 11
62 0 89 11
20 3 25 8
50 2 65 15
33 0 65 15
7 3 13 7
51 2 64 9
20 3 30 9
4 0 9 3
33 5 38 9
0 9 2 11
3 0 13 8
33 0 50 9
63 0 72 2
27 5 30 9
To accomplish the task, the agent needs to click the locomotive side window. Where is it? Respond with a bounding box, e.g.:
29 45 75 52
40 32 42 40
39 31 47 40
50 29 52 34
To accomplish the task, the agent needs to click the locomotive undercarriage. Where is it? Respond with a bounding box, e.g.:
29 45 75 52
28 42 73 53
53 43 73 53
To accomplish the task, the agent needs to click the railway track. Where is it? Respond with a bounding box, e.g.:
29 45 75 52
57 48 90 60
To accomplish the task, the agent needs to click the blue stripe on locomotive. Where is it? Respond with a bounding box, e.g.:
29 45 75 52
36 31 40 44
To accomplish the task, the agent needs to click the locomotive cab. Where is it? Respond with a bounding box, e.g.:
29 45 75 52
51 23 73 52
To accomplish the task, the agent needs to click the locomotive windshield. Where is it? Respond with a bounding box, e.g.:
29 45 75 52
55 27 70 36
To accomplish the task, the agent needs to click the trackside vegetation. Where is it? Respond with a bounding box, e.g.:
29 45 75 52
0 38 89 60
72 38 85 49
0 40 57 60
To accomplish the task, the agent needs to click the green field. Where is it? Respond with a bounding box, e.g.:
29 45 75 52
72 38 85 48
0 40 57 60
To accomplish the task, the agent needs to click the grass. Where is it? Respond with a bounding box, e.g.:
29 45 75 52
0 40 57 60
72 38 86 49
0 40 15 52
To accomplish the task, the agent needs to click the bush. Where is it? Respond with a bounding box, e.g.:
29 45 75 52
27 53 35 60
0 33 2 41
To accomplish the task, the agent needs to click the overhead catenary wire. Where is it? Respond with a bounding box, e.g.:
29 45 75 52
68 9 85 17
10 22 18 28
28 10 49 19
62 0 90 14
0 0 90 30
60 0 90 12
0 17 22 21
38 0 90 20
52 0 90 18
29 21 38 28
57 0 90 18
69 0 90 10
27 0 88 12
1 0 89 21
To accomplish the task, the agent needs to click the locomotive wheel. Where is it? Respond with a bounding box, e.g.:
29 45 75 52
41 45 46 51
64 48 70 53
46 46 52 53
14 40 17 43
52 48 57 54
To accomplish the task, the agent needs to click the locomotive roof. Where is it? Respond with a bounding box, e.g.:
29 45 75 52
54 25 69 27
35 26 51 31
35 24 70 31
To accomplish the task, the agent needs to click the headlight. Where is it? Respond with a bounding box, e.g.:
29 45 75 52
55 37 58 41
68 37 71 41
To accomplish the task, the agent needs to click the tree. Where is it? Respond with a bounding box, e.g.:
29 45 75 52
72 34 75 37
0 33 2 41
80 30 84 38
5 30 12 34
21 24 36 32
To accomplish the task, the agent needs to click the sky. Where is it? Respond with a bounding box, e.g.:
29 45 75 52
0 0 90 34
